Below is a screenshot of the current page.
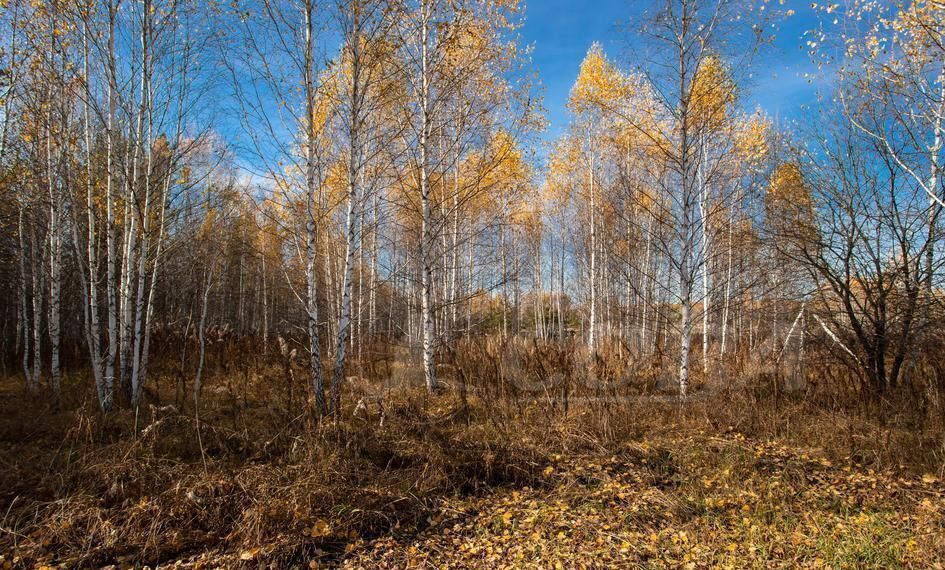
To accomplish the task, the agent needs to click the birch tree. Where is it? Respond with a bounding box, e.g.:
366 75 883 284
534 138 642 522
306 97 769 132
630 0 772 396
328 0 400 413
392 0 533 391
223 0 332 413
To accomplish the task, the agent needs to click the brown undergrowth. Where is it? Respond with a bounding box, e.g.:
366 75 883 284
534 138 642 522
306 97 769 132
0 357 942 568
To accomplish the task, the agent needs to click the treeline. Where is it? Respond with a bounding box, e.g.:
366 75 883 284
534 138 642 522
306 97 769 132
0 0 943 420
547 0 945 404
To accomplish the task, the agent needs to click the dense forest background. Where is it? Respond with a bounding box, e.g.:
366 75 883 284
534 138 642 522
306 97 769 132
0 0 944 567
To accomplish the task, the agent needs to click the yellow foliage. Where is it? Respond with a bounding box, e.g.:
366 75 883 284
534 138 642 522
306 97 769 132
766 162 816 240
544 135 582 212
886 0 945 63
568 43 632 118
690 54 736 131
735 112 771 167
480 130 527 193
768 162 810 208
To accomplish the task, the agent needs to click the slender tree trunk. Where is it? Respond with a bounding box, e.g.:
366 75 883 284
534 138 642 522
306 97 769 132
304 0 326 414
46 88 62 401
330 8 365 413
641 210 653 353
466 236 474 335
720 205 734 357
17 205 32 392
450 189 460 333
419 1 437 392
369 192 378 339
262 253 269 348
103 0 118 410
924 79 945 328
30 222 43 395
677 17 694 398
699 138 710 375
331 122 362 414
193 264 214 400
558 231 565 341
130 2 155 406
680 250 693 399
79 23 107 410
501 222 508 338
588 151 597 351
535 235 544 340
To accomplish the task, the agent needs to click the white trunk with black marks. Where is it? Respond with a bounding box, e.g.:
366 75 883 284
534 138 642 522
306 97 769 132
419 0 437 392
120 61 143 395
500 222 508 338
356 203 365 364
331 5 366 412
924 78 945 316
466 237 474 335
535 236 544 340
449 189 460 333
720 206 734 357
679 246 692 398
439 178 451 336
30 223 43 395
331 148 361 412
588 150 597 351
625 197 633 344
323 231 336 353
676 3 697 399
678 92 692 397
699 138 710 375
79 23 107 410
262 253 269 348
369 192 378 338
640 210 653 353
46 92 62 400
558 231 565 341
104 0 118 411
17 205 35 393
129 0 155 407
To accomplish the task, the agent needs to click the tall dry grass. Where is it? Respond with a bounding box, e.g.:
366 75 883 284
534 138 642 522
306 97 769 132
1 334 943 566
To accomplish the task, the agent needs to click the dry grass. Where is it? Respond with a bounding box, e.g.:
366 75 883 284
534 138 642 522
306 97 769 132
0 343 943 568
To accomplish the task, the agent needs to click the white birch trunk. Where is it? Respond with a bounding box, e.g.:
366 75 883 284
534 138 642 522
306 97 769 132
720 206 734 357
369 192 378 339
30 222 43 395
419 0 437 392
17 205 33 392
588 150 597 351
79 22 107 410
331 5 367 411
330 136 362 413
104 0 118 410
640 210 653 353
46 89 62 400
699 140 710 375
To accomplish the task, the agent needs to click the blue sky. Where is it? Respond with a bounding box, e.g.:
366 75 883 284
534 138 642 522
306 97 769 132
519 0 827 142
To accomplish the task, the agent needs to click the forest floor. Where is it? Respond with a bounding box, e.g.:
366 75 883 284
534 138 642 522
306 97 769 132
0 375 943 569
339 433 945 569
